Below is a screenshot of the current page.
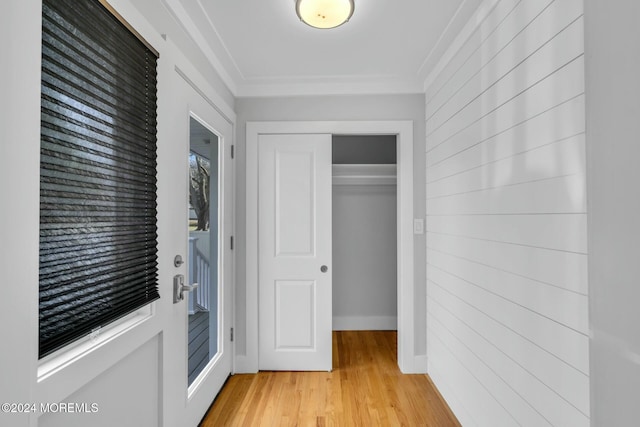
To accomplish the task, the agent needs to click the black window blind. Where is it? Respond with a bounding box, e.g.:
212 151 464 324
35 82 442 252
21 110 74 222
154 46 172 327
39 0 159 358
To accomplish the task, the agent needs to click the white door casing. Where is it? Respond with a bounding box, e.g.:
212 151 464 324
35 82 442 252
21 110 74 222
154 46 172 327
258 134 332 371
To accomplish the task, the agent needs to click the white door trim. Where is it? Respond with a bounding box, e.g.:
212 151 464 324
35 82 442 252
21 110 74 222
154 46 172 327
242 120 420 374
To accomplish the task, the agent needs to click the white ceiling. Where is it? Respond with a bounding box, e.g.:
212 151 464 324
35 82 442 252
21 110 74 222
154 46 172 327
158 0 482 97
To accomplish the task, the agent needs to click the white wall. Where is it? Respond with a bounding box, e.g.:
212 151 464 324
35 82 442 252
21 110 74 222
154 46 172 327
0 1 234 426
585 1 640 426
332 183 397 330
235 95 427 358
38 337 160 427
424 1 589 425
0 3 166 423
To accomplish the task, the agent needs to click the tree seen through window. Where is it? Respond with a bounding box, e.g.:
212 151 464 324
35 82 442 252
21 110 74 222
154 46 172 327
189 152 210 231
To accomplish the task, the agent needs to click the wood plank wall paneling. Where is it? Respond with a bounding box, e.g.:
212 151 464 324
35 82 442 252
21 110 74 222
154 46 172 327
424 1 588 426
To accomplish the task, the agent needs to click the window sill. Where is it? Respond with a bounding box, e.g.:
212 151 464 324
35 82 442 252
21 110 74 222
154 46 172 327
37 305 154 382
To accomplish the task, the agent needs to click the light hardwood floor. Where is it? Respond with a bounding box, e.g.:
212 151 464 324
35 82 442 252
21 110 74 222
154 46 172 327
200 331 460 426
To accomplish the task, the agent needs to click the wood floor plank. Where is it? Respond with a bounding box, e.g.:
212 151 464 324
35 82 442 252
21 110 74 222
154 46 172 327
200 331 460 427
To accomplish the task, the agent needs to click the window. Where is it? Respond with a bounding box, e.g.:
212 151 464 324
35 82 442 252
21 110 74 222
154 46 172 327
39 0 159 358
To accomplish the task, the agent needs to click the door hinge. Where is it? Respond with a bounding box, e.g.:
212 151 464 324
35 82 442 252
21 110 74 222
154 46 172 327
230 327 234 342
230 235 234 250
231 145 235 159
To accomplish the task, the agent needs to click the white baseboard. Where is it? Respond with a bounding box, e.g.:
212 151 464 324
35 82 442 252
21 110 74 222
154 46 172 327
233 354 258 374
412 354 428 374
332 315 397 331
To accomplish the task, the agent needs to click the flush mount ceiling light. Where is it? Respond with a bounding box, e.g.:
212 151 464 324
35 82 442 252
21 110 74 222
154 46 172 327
295 0 355 29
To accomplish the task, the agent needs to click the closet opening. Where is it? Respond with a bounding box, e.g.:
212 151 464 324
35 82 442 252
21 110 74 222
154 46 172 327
332 135 398 338
246 120 417 373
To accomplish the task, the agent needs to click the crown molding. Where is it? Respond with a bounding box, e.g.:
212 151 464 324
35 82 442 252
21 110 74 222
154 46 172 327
417 0 474 81
163 0 487 98
422 0 501 93
161 0 239 94
235 76 424 98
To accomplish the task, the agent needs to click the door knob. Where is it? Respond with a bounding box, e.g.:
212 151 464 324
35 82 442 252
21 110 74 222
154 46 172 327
173 274 199 303
320 265 328 273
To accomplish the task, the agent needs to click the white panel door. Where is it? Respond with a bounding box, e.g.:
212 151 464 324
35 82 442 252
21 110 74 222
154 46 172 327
258 134 332 371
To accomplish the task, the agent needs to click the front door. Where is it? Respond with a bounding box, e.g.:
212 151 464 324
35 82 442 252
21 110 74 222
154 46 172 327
258 133 332 371
164 75 234 426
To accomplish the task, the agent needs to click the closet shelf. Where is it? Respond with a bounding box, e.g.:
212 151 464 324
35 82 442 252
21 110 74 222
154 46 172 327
332 164 397 186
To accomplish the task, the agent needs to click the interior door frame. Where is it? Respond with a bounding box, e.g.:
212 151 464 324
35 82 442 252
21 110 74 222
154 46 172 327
243 120 423 374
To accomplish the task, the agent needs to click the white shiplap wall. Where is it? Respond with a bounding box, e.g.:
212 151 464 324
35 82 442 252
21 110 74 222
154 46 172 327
424 1 588 426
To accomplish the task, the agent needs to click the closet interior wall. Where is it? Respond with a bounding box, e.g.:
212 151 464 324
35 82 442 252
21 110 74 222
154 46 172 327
332 135 398 331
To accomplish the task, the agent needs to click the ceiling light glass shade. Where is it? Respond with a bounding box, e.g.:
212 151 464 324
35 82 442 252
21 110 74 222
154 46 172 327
296 0 355 29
